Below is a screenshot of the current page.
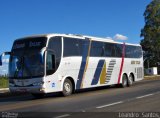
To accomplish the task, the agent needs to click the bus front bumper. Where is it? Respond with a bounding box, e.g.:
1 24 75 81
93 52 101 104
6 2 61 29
9 86 46 94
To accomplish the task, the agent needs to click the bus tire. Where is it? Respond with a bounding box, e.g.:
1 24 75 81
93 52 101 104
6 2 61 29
127 74 134 87
121 74 128 88
62 79 73 96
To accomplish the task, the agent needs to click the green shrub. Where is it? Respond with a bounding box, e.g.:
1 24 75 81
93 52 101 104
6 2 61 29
0 77 9 88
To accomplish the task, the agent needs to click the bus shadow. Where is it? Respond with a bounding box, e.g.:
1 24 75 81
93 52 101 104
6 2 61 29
0 92 63 102
75 84 118 95
0 84 123 102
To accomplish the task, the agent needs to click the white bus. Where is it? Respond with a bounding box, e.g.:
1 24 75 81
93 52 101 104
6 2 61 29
0 34 143 97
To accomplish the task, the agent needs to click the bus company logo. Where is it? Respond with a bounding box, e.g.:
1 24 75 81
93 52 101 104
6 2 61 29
13 43 25 49
131 61 141 65
52 83 55 87
29 41 41 47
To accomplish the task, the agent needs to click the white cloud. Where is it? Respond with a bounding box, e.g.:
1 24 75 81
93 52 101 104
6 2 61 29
105 37 113 40
0 64 8 75
2 69 7 72
113 34 128 40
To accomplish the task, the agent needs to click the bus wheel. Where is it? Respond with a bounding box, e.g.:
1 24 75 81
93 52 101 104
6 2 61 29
128 74 134 87
62 79 73 96
121 74 128 88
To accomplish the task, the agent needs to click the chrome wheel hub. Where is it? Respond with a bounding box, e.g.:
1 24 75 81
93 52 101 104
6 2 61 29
64 82 71 93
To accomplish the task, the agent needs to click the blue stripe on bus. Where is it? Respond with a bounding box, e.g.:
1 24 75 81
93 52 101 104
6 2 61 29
76 39 90 89
91 60 105 85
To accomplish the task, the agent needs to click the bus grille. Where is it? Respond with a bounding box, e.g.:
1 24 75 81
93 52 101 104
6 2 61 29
137 67 143 78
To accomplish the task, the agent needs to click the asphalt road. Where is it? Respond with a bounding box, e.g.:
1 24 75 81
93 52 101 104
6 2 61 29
0 79 160 118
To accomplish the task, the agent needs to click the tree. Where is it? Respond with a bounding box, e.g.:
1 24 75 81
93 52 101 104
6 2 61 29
140 0 160 68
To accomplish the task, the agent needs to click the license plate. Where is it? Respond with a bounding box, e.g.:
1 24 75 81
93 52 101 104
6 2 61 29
17 89 27 92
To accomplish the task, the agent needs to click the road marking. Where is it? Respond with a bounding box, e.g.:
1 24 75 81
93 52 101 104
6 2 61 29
136 94 153 99
96 101 123 109
96 92 160 109
54 114 70 118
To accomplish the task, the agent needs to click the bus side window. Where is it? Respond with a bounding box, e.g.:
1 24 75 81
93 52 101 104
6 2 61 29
104 43 115 57
46 52 56 75
48 36 62 71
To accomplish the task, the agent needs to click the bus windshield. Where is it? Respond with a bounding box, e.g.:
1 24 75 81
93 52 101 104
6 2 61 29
9 37 47 79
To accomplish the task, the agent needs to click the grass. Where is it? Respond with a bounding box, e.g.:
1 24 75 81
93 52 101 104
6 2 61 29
0 77 9 88
144 75 160 80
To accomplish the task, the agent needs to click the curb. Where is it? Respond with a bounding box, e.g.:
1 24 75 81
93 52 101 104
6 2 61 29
0 88 9 94
0 88 9 91
0 88 10 98
144 75 160 77
144 75 160 80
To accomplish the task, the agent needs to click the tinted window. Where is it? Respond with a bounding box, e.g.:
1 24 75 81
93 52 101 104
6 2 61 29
90 42 123 57
125 45 142 58
9 37 47 79
115 44 123 57
104 43 115 57
46 51 56 75
63 37 83 57
12 37 47 52
48 36 62 70
90 41 105 57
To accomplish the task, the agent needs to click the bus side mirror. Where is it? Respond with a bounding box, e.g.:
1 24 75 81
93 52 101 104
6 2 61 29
39 50 46 64
39 53 44 64
0 52 11 66
39 47 47 64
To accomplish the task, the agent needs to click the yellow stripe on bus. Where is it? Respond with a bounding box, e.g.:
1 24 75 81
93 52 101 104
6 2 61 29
100 61 106 84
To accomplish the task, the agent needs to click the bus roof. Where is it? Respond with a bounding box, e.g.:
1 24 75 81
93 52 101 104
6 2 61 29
15 33 141 47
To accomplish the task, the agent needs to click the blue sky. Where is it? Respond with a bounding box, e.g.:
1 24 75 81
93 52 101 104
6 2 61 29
0 0 151 74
